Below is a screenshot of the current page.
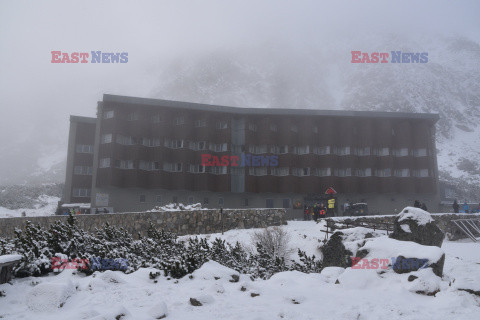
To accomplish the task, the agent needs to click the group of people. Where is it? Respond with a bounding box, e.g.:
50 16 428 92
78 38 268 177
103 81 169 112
413 200 428 212
303 203 327 221
452 200 480 213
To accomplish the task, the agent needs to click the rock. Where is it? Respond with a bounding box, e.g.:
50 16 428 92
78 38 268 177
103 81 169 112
321 231 352 268
230 274 239 283
392 254 445 277
408 275 418 282
321 228 382 268
250 292 260 297
390 207 444 247
189 298 202 306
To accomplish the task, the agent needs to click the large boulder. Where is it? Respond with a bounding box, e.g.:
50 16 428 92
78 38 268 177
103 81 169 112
321 227 383 268
390 207 444 248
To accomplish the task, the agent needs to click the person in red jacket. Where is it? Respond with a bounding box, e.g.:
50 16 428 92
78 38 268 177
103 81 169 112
319 203 326 217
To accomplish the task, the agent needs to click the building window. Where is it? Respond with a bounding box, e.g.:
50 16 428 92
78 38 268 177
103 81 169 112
139 195 146 203
271 167 289 176
334 168 352 177
188 196 194 204
393 148 409 157
312 146 330 155
188 164 206 173
76 144 94 153
216 120 228 129
174 116 185 125
354 147 370 156
209 166 227 175
115 160 134 169
394 169 410 177
188 141 207 151
103 110 114 119
99 158 111 168
242 198 249 207
314 168 331 177
218 197 224 206
248 123 257 132
156 195 162 203
355 168 372 177
203 197 209 205
249 167 267 176
73 188 91 197
209 142 228 152
270 124 277 132
195 119 207 127
142 138 161 147
282 198 290 209
116 135 136 145
163 162 182 172
127 112 139 121
291 125 298 133
292 146 309 155
164 139 184 149
266 199 274 208
271 145 288 154
101 134 113 144
375 168 392 177
152 114 163 123
74 166 93 175
413 148 427 157
248 145 267 154
373 147 390 156
413 169 429 177
333 146 350 156
139 161 159 171
292 167 310 177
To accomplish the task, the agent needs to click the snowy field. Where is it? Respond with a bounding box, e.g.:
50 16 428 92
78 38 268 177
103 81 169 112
0 195 59 218
1 221 480 320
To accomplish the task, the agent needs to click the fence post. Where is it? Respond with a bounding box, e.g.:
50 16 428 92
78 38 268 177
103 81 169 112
221 207 224 235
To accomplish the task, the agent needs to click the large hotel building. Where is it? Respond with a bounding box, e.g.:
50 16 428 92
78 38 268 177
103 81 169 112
64 94 440 218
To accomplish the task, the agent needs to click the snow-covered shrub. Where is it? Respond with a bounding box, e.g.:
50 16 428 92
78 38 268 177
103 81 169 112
2 214 323 280
251 226 293 260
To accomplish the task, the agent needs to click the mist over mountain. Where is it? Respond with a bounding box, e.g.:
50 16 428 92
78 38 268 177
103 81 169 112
2 34 479 199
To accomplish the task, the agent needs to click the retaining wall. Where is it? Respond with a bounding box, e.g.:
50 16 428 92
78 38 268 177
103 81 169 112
0 208 286 239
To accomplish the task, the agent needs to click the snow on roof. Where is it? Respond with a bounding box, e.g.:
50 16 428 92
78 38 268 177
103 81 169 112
397 206 433 226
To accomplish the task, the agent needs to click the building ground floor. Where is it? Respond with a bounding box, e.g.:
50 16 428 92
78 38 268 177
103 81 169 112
90 187 441 220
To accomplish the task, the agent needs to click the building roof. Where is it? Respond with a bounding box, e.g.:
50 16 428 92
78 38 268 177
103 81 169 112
102 94 440 121
70 115 96 124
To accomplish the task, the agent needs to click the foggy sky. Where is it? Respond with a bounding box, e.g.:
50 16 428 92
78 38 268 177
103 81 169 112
0 0 479 183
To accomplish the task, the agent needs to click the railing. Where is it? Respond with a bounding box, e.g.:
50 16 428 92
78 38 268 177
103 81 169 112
452 219 480 242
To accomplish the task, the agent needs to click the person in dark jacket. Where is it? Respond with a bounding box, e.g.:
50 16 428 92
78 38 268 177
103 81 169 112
453 199 459 213
313 203 320 221
413 200 421 208
421 203 428 212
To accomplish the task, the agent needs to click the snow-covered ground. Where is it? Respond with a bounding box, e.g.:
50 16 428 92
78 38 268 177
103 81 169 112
0 195 59 218
1 221 479 320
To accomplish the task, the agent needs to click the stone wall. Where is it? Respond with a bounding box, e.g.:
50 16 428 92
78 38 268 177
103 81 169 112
0 209 286 239
328 213 480 240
